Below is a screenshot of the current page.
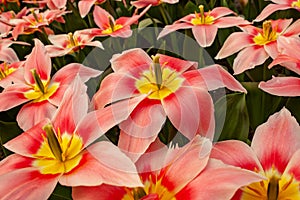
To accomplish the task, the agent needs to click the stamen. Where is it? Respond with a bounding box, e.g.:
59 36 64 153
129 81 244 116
262 21 272 40
43 123 63 161
108 17 115 32
199 5 205 24
133 187 147 200
152 55 163 89
267 176 280 200
31 69 45 93
68 32 76 47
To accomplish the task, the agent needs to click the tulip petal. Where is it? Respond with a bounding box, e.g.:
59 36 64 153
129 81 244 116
211 140 263 171
93 5 112 30
214 16 250 28
284 19 300 36
77 94 147 147
92 71 137 109
162 85 215 140
161 136 212 193
176 159 265 200
60 142 142 187
0 85 30 111
158 54 198 73
252 107 300 173
72 184 126 200
259 76 300 96
284 149 300 181
24 39 51 84
17 101 57 131
78 0 97 18
0 168 59 200
254 4 292 22
118 130 159 162
52 76 88 135
233 46 269 74
192 25 218 47
264 41 279 59
110 48 152 73
198 64 247 93
215 32 252 60
0 154 33 176
210 7 235 19
4 119 50 157
0 47 19 63
157 23 193 39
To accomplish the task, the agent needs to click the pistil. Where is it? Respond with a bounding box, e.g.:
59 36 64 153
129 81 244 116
267 176 280 200
31 69 46 94
43 124 63 161
152 55 163 89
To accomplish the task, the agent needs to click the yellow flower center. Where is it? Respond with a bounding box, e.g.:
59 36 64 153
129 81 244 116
67 32 79 48
253 21 278 46
33 124 83 175
135 55 184 100
24 69 59 102
191 5 215 25
0 62 16 80
291 0 300 8
122 175 176 200
102 17 123 34
240 167 300 199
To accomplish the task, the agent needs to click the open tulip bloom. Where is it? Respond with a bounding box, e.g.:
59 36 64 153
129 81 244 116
131 0 178 9
259 37 300 96
215 18 300 74
211 107 300 199
255 0 300 22
73 136 264 200
157 5 249 47
0 77 142 200
93 48 247 161
0 39 101 131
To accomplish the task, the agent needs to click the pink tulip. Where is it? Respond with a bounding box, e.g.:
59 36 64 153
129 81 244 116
259 37 300 96
45 30 103 57
0 61 25 88
215 18 300 74
131 0 178 8
158 5 249 47
78 0 106 18
82 5 150 38
92 48 247 161
0 39 101 131
211 107 300 199
73 136 264 200
255 0 300 22
23 0 67 9
0 77 142 200
9 8 68 39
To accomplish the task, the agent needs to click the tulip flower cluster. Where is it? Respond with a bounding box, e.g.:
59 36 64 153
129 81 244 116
0 0 299 199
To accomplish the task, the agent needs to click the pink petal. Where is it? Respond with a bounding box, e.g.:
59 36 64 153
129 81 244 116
119 99 166 139
0 47 19 63
233 46 269 74
110 48 152 73
192 25 218 47
45 46 71 57
211 140 263 171
198 64 247 93
254 4 292 22
161 136 212 193
118 131 158 162
52 76 88 135
50 63 101 106
158 54 198 73
0 154 33 176
48 34 69 48
259 76 300 96
162 85 215 140
0 85 30 111
109 26 133 38
269 55 300 74
284 18 300 36
210 7 236 19
17 101 57 131
215 32 252 59
157 23 193 39
131 0 159 8
116 5 150 27
277 36 300 59
24 39 51 84
271 18 293 33
76 94 147 147
0 168 59 200
283 149 300 181
4 119 50 156
78 0 96 18
92 73 137 109
93 5 112 30
0 62 25 88
72 184 126 200
60 142 142 187
264 41 279 59
176 159 265 200
252 107 300 173
214 16 250 28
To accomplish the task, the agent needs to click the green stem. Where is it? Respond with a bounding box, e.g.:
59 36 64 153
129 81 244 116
159 5 169 25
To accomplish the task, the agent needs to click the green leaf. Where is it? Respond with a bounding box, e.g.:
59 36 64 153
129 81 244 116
138 18 161 29
49 184 72 200
242 82 284 130
214 93 249 142
183 1 198 15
